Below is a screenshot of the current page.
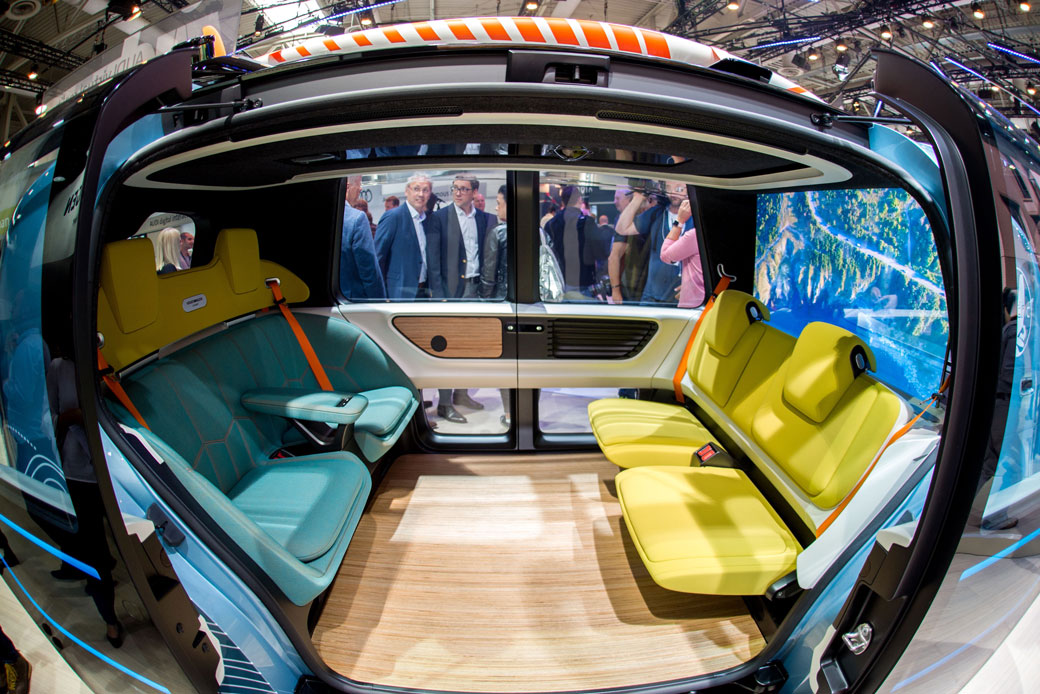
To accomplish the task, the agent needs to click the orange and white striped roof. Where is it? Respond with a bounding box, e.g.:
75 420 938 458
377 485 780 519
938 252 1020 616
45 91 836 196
260 17 818 101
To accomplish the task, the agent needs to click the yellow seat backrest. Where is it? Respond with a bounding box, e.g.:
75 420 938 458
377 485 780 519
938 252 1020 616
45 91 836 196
686 290 771 409
750 322 902 511
98 228 309 370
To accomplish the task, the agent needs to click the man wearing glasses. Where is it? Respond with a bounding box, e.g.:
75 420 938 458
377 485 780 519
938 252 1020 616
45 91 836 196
430 174 495 422
375 173 442 300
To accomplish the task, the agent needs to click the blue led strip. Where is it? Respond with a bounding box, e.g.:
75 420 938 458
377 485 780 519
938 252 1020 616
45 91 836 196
945 56 1040 118
746 35 821 50
0 553 171 693
959 524 1040 582
0 510 100 580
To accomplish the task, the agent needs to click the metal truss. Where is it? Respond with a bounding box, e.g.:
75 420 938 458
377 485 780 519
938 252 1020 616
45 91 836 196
0 28 85 72
0 67 50 94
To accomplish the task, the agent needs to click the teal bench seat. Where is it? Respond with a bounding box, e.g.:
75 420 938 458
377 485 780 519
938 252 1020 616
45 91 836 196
115 310 417 605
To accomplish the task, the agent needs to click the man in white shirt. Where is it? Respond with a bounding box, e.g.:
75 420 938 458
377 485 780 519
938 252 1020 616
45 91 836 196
430 175 494 422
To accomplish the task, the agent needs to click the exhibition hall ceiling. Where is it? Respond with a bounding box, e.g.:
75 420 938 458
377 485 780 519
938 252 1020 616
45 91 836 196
2 1 1040 127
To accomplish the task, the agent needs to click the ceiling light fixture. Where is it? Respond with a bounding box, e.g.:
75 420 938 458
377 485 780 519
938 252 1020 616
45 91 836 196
360 15 372 26
525 0 539 10
972 2 984 19
254 16 264 37
27 63 38 81
880 24 892 41
726 1 739 10
1021 2 1032 12
807 48 820 61
922 16 936 29
129 3 140 19
1028 82 1037 95
835 38 848 52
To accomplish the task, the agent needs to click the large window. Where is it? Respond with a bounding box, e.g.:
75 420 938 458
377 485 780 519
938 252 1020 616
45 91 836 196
755 189 948 399
339 170 509 302
538 172 705 308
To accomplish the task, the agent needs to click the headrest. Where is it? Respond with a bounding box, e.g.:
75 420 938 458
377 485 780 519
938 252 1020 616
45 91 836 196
215 228 261 294
700 290 770 356
100 237 158 333
98 226 309 370
783 322 877 423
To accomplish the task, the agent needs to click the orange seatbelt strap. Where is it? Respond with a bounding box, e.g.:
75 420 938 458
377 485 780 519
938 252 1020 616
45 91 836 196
816 376 951 537
672 275 731 403
267 279 334 391
97 348 150 430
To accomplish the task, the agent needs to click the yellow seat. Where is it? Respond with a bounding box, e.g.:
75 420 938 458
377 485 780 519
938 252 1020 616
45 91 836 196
589 401 718 467
616 466 801 595
588 290 772 467
617 322 903 595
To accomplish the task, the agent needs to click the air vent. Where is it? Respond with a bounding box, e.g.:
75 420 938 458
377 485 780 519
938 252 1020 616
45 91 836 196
547 318 657 359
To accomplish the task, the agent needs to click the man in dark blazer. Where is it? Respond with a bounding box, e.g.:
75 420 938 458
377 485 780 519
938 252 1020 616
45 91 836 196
375 173 441 300
340 176 386 300
430 174 495 422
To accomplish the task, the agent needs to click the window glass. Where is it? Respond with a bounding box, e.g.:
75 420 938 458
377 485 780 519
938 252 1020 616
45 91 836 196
538 172 703 307
340 170 508 302
755 189 948 399
134 213 196 273
421 388 511 434
538 388 620 434
0 127 75 520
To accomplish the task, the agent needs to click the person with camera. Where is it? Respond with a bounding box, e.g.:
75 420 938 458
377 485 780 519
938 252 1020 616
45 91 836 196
659 197 704 308
613 181 689 304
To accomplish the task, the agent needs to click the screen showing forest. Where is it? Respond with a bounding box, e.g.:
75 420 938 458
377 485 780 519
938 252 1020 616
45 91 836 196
754 189 948 399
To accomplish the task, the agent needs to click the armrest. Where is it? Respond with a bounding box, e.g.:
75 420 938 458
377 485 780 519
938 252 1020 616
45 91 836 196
241 388 368 425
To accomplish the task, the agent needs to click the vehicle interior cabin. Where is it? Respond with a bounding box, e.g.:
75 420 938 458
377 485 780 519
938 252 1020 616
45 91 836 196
90 95 949 692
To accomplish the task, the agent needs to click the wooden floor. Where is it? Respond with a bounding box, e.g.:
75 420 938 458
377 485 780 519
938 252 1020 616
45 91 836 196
313 453 764 692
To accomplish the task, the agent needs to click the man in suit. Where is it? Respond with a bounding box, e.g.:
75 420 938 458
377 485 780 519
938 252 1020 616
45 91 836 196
375 173 441 300
340 176 386 300
430 174 495 423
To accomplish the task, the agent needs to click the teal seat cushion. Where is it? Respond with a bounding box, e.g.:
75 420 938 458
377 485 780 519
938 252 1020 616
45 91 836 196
229 454 369 562
355 386 415 436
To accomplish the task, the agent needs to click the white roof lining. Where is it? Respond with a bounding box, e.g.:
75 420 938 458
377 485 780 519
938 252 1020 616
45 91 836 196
121 112 851 192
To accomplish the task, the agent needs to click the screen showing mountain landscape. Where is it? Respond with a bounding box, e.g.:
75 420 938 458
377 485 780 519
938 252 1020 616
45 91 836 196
755 189 948 399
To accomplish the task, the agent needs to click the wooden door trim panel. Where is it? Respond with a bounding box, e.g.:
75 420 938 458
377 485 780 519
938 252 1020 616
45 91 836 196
393 316 504 358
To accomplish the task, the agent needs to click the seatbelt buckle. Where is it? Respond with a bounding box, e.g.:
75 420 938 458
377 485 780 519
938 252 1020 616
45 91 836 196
695 442 722 464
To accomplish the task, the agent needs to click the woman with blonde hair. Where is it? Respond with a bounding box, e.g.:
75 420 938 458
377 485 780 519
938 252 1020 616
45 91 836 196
152 227 184 274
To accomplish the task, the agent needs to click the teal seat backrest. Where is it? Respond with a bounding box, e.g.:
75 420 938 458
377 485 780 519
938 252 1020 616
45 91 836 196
123 312 416 492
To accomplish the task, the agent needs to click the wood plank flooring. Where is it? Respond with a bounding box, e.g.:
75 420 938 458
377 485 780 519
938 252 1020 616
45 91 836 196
313 453 764 692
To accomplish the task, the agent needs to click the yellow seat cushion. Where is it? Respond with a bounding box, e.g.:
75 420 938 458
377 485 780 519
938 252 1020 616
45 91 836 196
589 399 719 468
617 466 801 595
98 228 310 371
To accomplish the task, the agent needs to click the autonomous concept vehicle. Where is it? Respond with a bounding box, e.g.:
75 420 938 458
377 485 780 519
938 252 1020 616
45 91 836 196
0 16 1037 694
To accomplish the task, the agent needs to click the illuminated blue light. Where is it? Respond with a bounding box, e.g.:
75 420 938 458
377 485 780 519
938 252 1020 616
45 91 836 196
0 553 170 693
943 56 1040 116
747 35 821 50
0 510 100 580
988 42 1040 65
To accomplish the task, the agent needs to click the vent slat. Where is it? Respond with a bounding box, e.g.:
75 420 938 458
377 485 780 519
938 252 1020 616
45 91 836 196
546 318 658 359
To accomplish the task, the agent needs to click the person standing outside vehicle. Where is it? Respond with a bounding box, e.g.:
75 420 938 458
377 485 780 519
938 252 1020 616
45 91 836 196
431 175 493 423
480 185 511 426
375 173 442 300
608 187 650 304
614 181 688 304
659 197 704 308
179 231 194 269
340 176 386 300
